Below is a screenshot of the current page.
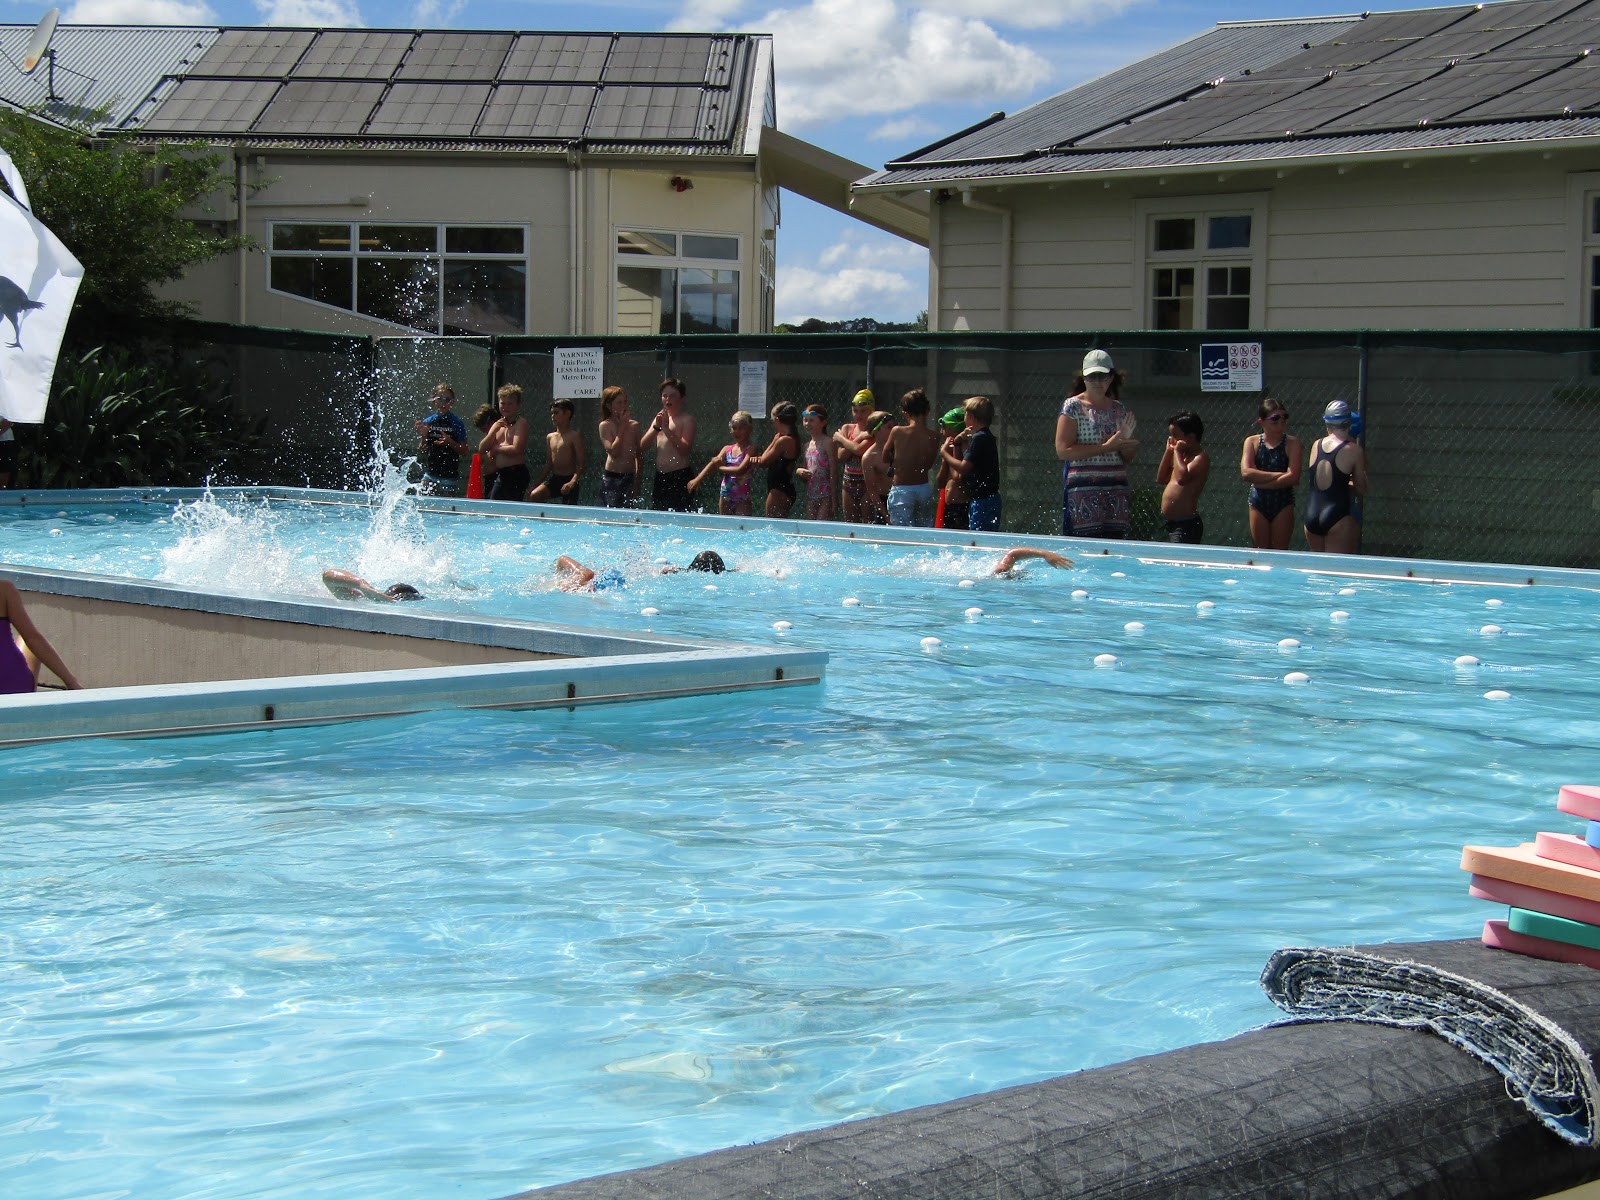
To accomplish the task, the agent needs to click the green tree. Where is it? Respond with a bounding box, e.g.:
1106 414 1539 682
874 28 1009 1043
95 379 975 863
0 109 246 340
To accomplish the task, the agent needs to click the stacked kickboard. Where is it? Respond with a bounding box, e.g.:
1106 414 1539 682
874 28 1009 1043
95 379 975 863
1463 784 1600 968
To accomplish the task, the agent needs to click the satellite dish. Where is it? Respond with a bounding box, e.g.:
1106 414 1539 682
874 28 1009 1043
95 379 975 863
22 9 59 75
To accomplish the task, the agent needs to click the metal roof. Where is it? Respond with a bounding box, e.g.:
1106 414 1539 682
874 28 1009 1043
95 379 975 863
0 23 216 129
0 23 767 156
861 0 1600 189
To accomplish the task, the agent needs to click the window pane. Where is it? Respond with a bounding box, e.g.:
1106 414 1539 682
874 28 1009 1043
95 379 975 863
617 266 676 335
358 225 437 253
446 227 524 255
1591 198 1600 237
1152 266 1193 329
617 230 677 257
269 255 352 309
1208 215 1252 250
682 234 739 261
679 267 739 334
357 257 439 330
272 224 350 252
1205 264 1250 328
1153 218 1195 252
443 260 526 335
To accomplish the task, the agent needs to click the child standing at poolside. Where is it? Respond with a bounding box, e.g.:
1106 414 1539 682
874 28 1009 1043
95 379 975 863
858 410 894 525
1156 411 1209 544
941 396 1001 532
689 410 757 515
794 405 835 521
1240 397 1301 550
934 407 969 529
597 385 642 508
528 399 586 503
749 401 800 518
833 389 875 522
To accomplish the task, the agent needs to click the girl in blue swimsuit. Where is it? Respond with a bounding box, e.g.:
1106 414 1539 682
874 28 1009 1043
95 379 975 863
1240 398 1302 550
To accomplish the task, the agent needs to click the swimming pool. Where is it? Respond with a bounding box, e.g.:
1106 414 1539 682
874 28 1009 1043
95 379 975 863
5 489 1600 1199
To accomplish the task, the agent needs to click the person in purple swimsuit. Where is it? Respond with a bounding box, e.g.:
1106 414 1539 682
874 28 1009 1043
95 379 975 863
0 579 82 693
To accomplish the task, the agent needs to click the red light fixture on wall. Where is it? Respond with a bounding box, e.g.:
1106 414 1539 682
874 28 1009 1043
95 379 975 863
669 176 693 192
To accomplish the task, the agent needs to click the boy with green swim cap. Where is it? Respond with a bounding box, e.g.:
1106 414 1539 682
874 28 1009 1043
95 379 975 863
935 408 970 530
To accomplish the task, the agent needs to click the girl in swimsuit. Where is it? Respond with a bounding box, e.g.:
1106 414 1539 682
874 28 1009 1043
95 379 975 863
750 402 800 519
795 405 835 521
689 411 756 516
833 390 875 524
0 578 82 694
1304 400 1367 555
1240 398 1302 551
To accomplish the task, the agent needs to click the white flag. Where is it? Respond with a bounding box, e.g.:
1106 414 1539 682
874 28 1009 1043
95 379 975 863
0 147 83 424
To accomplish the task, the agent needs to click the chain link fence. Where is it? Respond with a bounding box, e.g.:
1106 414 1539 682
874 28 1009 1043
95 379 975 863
129 322 1600 570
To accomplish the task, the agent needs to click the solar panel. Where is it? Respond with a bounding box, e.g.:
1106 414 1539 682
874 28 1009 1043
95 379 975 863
366 82 492 134
502 34 611 83
604 35 710 84
396 32 512 81
587 84 704 140
1315 58 1568 128
188 28 313 77
291 31 414 80
136 77 279 132
1451 51 1600 117
476 83 596 138
250 79 386 134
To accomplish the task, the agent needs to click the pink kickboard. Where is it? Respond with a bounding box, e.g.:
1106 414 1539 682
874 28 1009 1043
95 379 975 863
1461 843 1600 903
1470 875 1600 926
1556 784 1600 822
1536 831 1600 873
1483 918 1600 969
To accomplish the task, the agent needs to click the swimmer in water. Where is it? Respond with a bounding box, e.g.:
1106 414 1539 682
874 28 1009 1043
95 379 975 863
992 547 1073 576
321 569 424 603
554 550 726 593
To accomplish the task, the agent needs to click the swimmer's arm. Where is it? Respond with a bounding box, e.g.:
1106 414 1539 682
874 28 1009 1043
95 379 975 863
993 548 1073 575
1185 449 1210 491
599 419 621 456
940 436 971 476
688 452 722 492
1350 445 1368 497
2 580 81 688
503 418 529 458
554 556 595 590
1239 434 1273 485
1281 437 1303 487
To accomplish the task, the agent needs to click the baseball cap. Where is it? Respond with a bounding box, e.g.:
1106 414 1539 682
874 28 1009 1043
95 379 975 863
1323 400 1353 425
940 408 965 430
1082 349 1114 376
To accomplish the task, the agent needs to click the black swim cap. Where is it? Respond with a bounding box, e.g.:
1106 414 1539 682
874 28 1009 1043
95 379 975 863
385 583 423 600
689 551 725 574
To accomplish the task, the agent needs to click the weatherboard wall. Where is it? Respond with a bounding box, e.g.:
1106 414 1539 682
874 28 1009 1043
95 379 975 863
932 146 1600 332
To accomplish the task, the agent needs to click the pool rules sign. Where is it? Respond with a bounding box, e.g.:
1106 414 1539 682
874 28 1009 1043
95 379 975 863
1200 343 1263 393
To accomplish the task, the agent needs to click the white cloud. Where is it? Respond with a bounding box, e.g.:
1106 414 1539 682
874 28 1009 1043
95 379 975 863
918 0 1141 31
410 0 466 24
64 0 215 20
870 115 941 144
254 0 363 24
669 0 748 31
776 261 923 324
818 234 923 270
760 0 1051 128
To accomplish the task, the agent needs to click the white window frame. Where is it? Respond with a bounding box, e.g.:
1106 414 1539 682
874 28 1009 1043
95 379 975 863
1565 171 1600 326
612 227 744 335
1132 193 1268 330
266 221 531 335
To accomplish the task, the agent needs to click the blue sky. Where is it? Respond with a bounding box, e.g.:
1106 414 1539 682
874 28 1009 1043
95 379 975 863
11 0 1363 321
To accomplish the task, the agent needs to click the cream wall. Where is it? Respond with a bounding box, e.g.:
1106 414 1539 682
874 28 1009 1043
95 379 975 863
166 151 766 336
930 146 1600 331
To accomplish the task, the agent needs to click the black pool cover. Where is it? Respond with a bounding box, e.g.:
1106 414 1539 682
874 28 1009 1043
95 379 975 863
512 939 1600 1199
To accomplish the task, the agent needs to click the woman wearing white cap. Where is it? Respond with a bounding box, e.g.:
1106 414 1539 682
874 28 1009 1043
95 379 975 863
1303 399 1367 554
1055 349 1139 538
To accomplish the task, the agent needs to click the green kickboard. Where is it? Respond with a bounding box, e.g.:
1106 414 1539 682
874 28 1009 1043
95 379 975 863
1509 906 1600 951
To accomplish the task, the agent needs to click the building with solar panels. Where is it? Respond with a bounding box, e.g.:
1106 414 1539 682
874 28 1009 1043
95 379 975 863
857 0 1600 333
0 23 926 338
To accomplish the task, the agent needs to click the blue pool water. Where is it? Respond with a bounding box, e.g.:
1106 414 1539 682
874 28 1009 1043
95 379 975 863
5 493 1600 1199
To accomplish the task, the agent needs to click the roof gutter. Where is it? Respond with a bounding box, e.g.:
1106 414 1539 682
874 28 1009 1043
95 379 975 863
855 128 1600 194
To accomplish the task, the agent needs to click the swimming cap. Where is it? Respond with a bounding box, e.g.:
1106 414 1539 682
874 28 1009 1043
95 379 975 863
940 408 965 430
852 389 875 407
689 550 725 574
1323 399 1352 424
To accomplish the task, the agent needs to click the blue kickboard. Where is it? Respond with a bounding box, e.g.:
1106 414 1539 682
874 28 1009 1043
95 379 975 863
1586 821 1600 849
